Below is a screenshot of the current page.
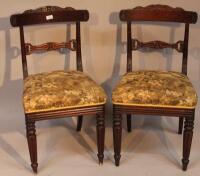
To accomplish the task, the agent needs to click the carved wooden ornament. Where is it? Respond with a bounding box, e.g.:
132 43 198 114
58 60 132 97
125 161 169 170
132 39 184 52
25 40 77 55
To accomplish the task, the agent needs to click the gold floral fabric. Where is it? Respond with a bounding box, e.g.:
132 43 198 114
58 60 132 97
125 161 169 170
24 70 106 113
112 71 197 108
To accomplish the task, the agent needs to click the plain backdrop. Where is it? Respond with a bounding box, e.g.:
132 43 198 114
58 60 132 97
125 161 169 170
0 0 199 176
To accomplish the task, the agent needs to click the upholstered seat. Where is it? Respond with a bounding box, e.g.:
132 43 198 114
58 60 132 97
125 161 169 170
112 71 197 108
24 70 107 113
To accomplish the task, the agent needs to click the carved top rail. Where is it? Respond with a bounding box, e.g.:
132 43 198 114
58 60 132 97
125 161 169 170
25 40 77 55
10 6 89 27
24 6 75 13
133 5 184 11
132 39 184 52
120 4 198 23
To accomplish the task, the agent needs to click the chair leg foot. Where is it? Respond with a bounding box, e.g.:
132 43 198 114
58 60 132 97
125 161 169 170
96 112 105 165
113 110 122 167
182 115 194 171
182 159 189 171
26 119 38 173
76 115 83 131
97 154 104 164
178 117 184 134
31 163 38 173
127 114 132 132
114 154 121 166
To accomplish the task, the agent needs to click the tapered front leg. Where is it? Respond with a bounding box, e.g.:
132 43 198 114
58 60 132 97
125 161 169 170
182 115 194 171
127 114 132 132
26 118 38 173
77 115 83 131
96 111 105 164
113 109 122 166
178 117 184 134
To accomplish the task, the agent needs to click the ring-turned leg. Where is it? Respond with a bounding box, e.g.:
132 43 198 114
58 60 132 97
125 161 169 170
26 118 38 173
77 115 83 131
178 117 184 134
113 108 122 166
127 114 132 132
96 111 105 164
182 114 194 171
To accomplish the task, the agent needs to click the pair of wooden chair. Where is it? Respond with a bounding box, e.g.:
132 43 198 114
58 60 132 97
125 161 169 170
10 5 198 173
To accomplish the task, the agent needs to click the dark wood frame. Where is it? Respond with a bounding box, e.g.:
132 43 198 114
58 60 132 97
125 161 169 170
10 6 105 173
113 5 198 171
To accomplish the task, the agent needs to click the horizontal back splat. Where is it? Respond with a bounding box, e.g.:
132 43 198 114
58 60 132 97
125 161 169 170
132 39 184 52
25 40 77 55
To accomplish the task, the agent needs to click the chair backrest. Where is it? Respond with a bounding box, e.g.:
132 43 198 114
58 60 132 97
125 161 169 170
119 5 198 74
10 6 89 79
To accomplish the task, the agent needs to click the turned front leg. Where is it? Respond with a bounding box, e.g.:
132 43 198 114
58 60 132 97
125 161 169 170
96 112 105 164
113 111 122 166
182 116 194 171
26 119 38 173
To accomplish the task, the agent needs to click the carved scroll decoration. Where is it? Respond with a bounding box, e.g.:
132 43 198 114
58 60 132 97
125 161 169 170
25 40 77 55
24 6 75 14
132 39 184 52
132 5 184 12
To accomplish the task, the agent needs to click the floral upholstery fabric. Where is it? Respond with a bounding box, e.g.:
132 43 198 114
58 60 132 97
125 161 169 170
24 70 107 113
112 71 197 108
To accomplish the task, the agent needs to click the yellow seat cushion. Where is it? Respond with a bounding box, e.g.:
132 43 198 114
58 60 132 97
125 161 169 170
112 71 198 109
23 70 107 113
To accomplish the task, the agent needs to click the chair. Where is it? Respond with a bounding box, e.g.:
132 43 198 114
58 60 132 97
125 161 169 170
112 5 198 171
10 6 106 173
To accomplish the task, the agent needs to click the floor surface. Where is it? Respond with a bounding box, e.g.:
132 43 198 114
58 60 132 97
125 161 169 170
0 113 200 176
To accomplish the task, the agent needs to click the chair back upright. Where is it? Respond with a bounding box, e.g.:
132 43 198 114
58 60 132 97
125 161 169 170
10 6 89 79
119 5 198 74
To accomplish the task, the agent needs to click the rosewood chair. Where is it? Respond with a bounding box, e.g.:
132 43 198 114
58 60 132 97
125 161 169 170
112 5 198 171
10 6 106 173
